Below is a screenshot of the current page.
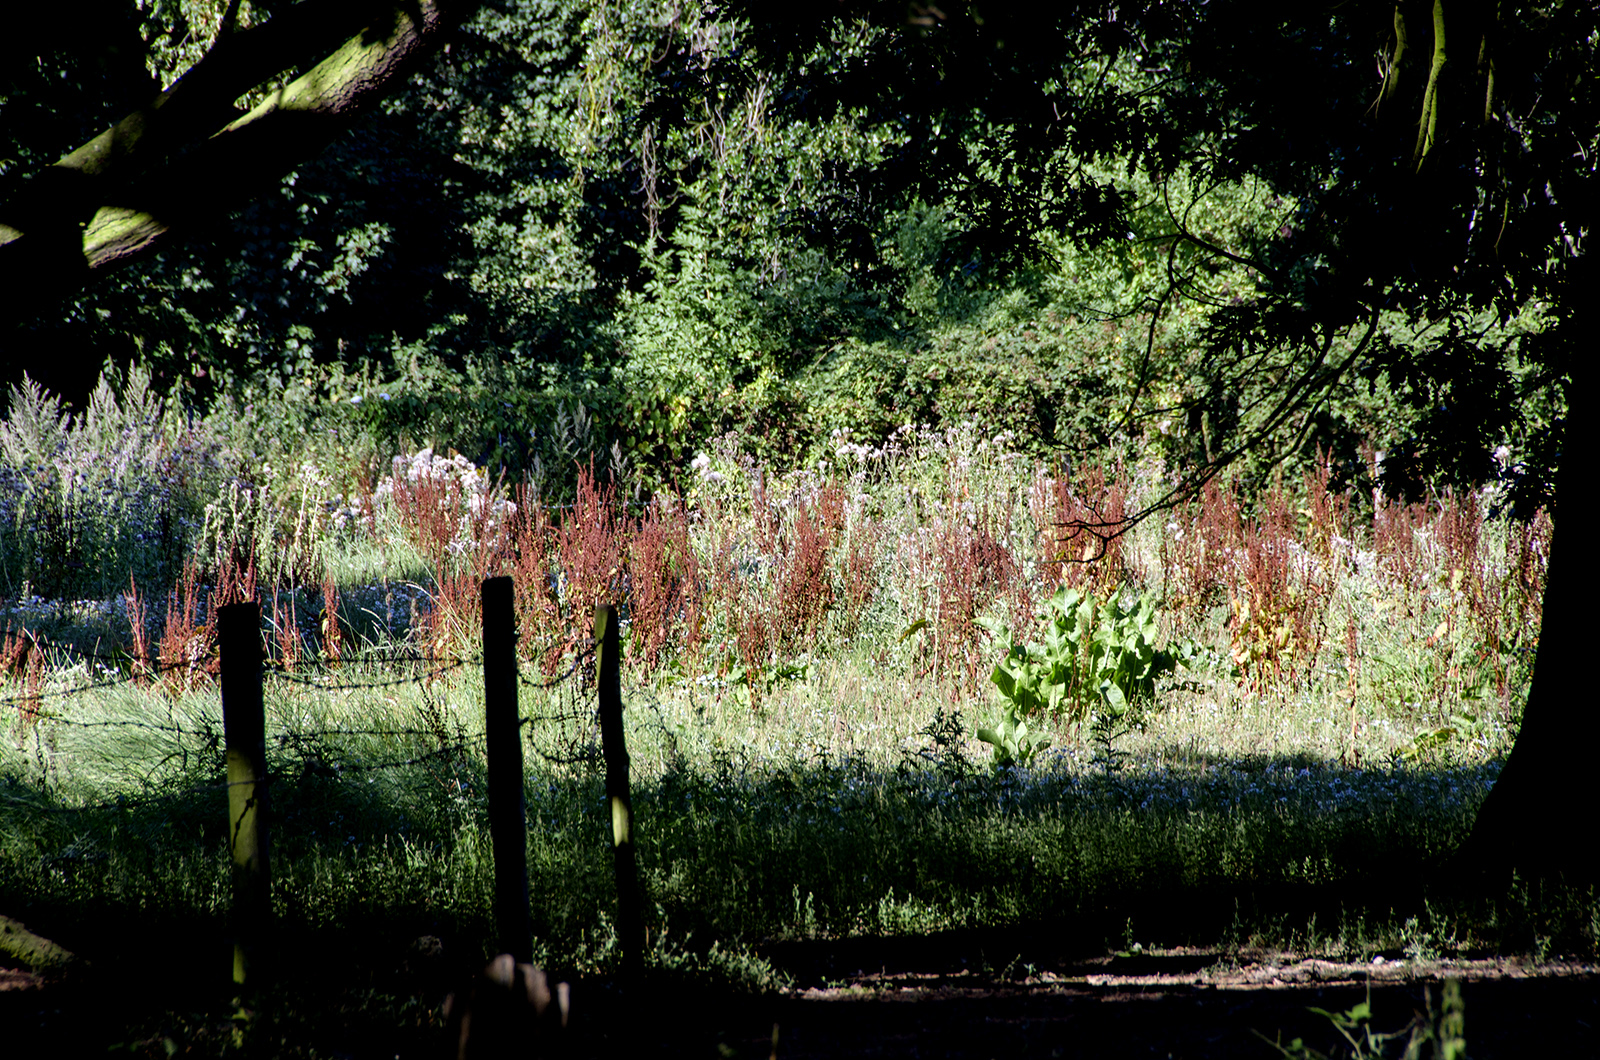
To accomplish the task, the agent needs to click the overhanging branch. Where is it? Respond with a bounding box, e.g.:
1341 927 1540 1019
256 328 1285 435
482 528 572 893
0 0 481 298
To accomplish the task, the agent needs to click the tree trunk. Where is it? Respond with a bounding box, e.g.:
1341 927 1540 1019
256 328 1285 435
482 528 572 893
0 914 78 971
1456 277 1596 885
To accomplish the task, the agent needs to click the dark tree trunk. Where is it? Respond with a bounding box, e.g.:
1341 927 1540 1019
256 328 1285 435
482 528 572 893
1456 268 1597 885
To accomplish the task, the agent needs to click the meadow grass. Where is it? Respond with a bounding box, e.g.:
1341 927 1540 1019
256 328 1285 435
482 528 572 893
2 637 1592 990
1 419 1593 1013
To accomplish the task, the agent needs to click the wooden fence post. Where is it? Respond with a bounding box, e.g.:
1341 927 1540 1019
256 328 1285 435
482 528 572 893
483 576 531 963
219 601 270 987
594 604 644 982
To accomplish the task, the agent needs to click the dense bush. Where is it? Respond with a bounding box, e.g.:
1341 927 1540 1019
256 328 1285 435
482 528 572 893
12 1 1538 504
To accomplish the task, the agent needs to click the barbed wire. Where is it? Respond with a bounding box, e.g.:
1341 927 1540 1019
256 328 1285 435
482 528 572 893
1 776 244 815
2 633 622 810
264 658 470 691
33 634 567 675
35 699 601 746
38 639 482 674
2 640 601 708
13 714 586 769
0 655 204 709
517 648 592 691
15 641 174 666
526 735 602 768
2 643 479 708
271 726 445 744
20 714 220 738
1 731 494 816
517 652 603 767
295 734 488 776
11 676 594 741
263 650 481 670
519 707 593 727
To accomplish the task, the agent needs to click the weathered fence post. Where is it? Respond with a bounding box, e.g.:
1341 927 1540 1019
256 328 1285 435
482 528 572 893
482 576 531 963
594 603 644 983
219 601 270 987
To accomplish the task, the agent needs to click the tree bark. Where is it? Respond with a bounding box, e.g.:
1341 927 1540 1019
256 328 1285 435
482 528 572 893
0 0 480 303
1455 259 1597 885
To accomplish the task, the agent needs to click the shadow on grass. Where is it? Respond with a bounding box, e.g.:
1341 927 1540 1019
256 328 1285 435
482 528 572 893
667 964 1599 1060
2 749 1594 1056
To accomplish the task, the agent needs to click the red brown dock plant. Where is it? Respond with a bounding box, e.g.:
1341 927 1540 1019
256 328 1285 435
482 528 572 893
1033 463 1131 601
1 624 47 726
504 490 564 671
627 494 698 673
555 465 627 652
932 502 1018 690
773 493 837 652
155 557 218 695
1227 476 1333 696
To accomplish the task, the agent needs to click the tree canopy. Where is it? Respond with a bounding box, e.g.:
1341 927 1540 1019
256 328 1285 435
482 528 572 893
6 2 1585 501
716 0 1591 509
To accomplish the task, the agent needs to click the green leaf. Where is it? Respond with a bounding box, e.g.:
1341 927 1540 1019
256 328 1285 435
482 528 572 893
899 618 930 642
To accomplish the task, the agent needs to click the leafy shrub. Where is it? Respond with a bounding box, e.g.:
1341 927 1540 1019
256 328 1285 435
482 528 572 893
976 586 1190 766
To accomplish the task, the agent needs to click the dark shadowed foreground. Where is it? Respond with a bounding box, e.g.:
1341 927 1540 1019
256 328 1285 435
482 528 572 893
2 920 1594 1058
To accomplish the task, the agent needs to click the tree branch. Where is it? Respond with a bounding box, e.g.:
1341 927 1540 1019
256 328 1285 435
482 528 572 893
1413 0 1448 169
0 0 481 297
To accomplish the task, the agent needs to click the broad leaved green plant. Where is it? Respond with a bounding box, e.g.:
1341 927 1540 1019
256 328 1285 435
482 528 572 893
975 586 1189 766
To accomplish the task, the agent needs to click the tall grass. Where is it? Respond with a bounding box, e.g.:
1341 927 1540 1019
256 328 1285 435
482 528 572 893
3 386 1586 999
0 372 1550 734
0 369 227 600
4 662 1592 979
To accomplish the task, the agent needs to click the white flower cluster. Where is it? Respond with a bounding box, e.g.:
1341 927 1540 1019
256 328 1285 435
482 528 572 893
381 447 486 494
390 447 515 513
374 447 517 553
689 451 727 487
830 426 882 464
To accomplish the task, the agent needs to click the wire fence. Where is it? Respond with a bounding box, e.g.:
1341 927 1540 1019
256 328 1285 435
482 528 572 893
0 626 606 816
1 587 653 977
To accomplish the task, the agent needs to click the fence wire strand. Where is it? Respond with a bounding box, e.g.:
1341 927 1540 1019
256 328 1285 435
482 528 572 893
280 734 489 776
1 654 209 709
264 658 471 691
4 636 611 814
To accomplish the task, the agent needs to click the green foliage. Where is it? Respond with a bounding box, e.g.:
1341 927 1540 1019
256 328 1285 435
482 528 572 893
7 0 1579 522
1395 713 1494 767
972 698 1053 770
976 586 1190 765
1258 980 1467 1060
4 662 1563 968
611 214 773 474
0 7 1592 1044
0 2 1408 487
